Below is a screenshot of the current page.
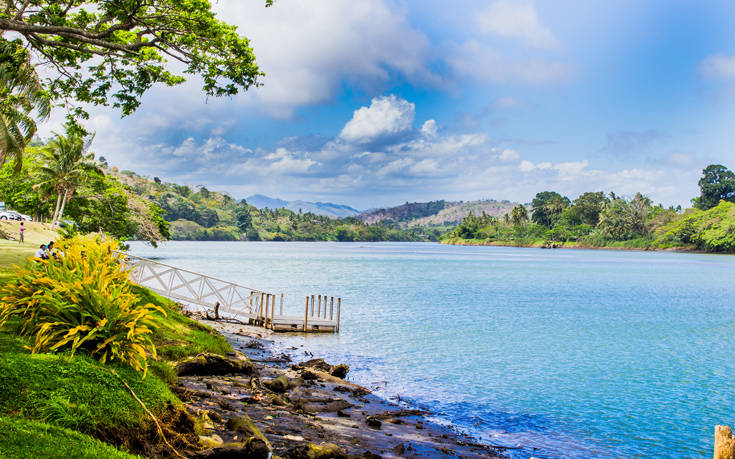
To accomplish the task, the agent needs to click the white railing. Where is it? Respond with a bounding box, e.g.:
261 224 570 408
123 253 263 322
122 253 341 333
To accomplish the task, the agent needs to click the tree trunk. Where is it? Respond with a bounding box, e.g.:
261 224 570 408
51 191 62 227
56 188 70 226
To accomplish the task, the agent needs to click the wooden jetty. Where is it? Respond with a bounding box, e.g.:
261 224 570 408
124 254 340 333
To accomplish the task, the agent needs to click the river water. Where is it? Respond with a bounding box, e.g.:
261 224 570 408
128 241 735 458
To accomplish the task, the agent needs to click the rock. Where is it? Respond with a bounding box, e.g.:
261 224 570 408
416 421 424 430
226 415 262 439
196 438 268 459
245 340 265 349
715 425 735 459
360 452 382 459
284 442 348 459
366 416 382 429
393 444 405 455
198 434 224 449
300 358 333 372
175 353 255 376
300 369 319 380
330 364 349 379
263 375 290 393
387 418 403 425
337 410 350 418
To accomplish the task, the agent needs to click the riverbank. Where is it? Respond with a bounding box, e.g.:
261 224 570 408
182 318 504 458
439 237 705 253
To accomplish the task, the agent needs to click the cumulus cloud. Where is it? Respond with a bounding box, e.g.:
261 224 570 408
476 1 558 49
339 95 415 144
699 54 735 79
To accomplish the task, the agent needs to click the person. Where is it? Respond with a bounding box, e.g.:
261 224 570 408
34 244 49 260
46 241 61 260
18 221 24 244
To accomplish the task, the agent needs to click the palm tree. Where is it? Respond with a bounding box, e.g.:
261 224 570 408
0 40 50 172
36 132 99 227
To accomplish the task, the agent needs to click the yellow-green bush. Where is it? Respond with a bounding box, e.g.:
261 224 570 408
0 235 164 376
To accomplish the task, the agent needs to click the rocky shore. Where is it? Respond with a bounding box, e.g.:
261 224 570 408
175 319 504 458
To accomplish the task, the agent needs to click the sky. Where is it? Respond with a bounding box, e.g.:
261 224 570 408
38 0 735 210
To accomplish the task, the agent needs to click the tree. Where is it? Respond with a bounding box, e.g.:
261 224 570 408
567 191 609 226
36 131 99 226
531 191 570 228
0 40 50 171
235 204 253 233
0 1 267 122
510 205 529 226
693 164 735 210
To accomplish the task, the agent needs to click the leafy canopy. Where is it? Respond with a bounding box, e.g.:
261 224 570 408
0 0 268 121
693 164 735 210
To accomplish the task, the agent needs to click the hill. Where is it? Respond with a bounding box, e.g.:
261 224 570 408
246 194 361 218
359 199 519 228
109 169 422 242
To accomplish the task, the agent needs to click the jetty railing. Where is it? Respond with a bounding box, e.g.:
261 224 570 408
122 254 341 333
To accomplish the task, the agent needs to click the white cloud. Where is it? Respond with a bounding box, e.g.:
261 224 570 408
699 54 735 79
496 149 520 162
476 1 558 49
449 40 573 84
421 119 438 138
339 95 415 144
212 0 437 116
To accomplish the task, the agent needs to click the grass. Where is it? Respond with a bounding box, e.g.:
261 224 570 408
0 416 140 459
0 244 235 456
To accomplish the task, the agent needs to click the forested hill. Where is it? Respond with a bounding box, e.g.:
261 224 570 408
109 168 424 242
359 199 519 228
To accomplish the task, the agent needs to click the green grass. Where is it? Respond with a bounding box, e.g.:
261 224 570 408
0 416 139 459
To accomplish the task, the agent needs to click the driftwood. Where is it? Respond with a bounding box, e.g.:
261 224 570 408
715 425 735 459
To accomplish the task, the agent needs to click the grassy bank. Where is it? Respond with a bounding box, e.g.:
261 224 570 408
440 236 700 252
0 238 233 457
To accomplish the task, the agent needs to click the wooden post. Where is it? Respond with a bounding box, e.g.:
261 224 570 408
259 293 264 326
330 297 334 320
280 293 284 316
715 425 735 459
270 294 275 330
323 294 327 318
304 296 309 332
317 295 322 317
336 297 341 333
310 294 315 316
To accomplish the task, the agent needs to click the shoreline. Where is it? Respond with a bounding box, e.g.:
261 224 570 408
438 238 724 255
183 318 505 458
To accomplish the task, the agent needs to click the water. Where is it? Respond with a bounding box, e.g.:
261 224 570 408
128 241 735 458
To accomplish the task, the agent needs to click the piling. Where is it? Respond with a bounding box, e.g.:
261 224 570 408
336 297 341 333
304 296 309 332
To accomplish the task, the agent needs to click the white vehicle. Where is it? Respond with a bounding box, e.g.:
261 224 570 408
0 211 20 220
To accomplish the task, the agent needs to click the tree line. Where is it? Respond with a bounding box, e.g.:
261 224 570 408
443 164 735 252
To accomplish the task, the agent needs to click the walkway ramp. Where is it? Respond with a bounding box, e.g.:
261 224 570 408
124 254 340 333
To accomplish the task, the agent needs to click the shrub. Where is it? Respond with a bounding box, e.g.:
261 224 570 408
0 235 165 376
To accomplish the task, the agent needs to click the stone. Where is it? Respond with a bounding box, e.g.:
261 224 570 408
300 358 333 372
263 375 290 393
196 438 268 459
198 434 223 449
175 353 255 376
337 410 350 418
284 442 348 459
365 416 382 429
330 364 350 379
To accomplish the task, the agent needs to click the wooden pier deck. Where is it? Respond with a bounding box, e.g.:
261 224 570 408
124 254 341 333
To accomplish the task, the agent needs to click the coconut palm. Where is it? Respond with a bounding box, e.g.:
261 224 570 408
36 132 99 227
0 40 50 172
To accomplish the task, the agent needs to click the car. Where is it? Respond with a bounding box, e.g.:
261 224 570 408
0 211 20 220
18 213 32 221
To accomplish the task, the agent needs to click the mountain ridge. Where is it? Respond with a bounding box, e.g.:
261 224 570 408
245 194 361 218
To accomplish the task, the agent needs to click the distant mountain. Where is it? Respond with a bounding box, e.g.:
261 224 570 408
245 194 361 218
359 199 519 228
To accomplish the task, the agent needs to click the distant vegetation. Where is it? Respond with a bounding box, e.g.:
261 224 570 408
442 164 735 253
110 168 425 242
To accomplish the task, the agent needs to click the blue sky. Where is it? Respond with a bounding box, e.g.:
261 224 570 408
40 0 735 209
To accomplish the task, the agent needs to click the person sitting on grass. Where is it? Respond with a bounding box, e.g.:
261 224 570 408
34 244 49 260
46 241 61 260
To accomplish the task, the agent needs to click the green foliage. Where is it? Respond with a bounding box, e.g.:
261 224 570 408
693 164 735 210
531 191 571 228
0 416 139 459
0 236 165 376
659 201 735 252
510 204 529 226
0 40 50 171
1 1 266 124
